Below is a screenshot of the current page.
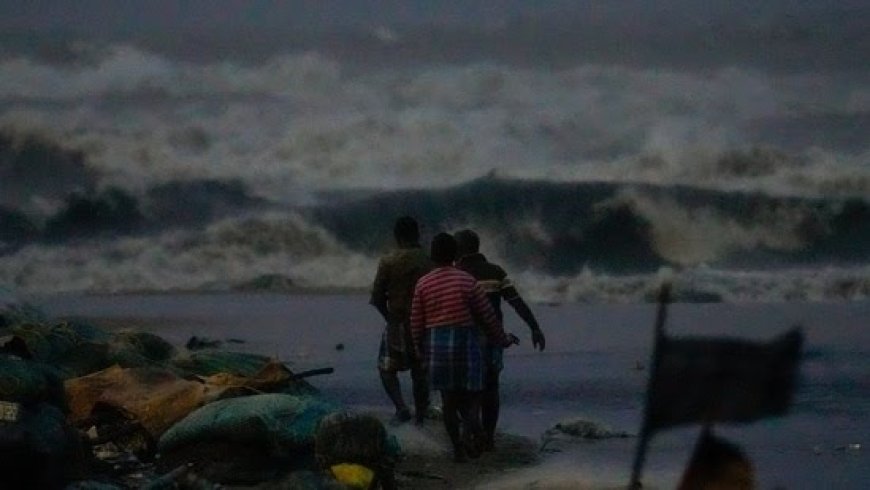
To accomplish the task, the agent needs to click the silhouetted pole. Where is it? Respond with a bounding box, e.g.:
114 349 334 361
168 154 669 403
629 283 671 489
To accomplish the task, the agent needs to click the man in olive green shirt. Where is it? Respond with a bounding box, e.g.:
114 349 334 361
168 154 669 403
370 216 432 424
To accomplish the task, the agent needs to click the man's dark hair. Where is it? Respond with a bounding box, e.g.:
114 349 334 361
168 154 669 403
430 232 457 265
393 216 419 244
454 229 480 256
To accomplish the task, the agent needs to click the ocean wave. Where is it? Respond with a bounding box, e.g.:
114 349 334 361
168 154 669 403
0 201 867 302
510 266 870 304
2 226 867 304
0 212 375 295
1 49 868 199
0 173 267 248
2 170 867 287
311 177 870 274
0 129 97 213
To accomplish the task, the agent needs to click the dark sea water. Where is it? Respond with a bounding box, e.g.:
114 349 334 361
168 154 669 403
38 293 870 489
1 2 868 301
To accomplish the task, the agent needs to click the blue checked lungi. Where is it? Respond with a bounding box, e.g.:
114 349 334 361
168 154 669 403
478 334 505 373
424 326 484 391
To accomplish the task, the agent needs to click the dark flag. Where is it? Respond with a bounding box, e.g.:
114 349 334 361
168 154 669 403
629 284 804 489
646 327 803 431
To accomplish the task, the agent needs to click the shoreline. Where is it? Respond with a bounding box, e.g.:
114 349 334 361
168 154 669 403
55 314 554 489
23 293 870 489
22 287 870 309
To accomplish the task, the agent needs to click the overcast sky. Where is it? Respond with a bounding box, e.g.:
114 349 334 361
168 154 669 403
3 1 862 33
1 1 867 73
3 1 573 33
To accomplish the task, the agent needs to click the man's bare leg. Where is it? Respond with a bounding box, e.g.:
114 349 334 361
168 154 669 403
481 369 500 450
380 369 410 422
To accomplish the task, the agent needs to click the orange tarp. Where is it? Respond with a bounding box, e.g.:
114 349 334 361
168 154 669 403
64 360 300 438
65 365 210 438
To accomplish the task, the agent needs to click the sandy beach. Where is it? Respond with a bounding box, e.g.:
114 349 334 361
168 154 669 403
33 292 870 489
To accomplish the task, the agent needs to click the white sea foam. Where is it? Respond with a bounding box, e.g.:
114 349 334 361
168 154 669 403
5 210 866 303
1 46 868 202
605 188 810 266
510 265 870 304
0 213 377 294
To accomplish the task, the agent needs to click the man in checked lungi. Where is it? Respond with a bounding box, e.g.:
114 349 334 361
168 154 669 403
410 232 519 462
370 216 433 425
454 228 546 452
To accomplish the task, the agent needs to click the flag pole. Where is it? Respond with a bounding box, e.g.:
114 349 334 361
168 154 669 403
629 282 671 489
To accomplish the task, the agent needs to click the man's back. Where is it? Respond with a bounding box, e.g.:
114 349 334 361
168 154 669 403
371 247 431 322
455 248 545 351
456 252 512 319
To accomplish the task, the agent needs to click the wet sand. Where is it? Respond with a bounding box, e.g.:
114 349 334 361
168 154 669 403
39 293 870 489
388 423 540 489
74 314 549 489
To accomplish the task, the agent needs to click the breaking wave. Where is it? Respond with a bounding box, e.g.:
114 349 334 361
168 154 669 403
0 177 867 303
311 177 870 274
0 212 374 295
1 37 868 302
1 46 868 201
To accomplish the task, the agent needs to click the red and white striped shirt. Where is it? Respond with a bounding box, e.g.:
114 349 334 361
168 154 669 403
410 266 509 349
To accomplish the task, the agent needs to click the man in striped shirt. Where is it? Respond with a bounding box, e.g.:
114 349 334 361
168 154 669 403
410 232 517 462
455 228 546 451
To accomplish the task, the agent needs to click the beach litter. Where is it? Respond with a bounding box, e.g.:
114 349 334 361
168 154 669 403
540 417 633 453
315 411 401 489
0 299 386 488
0 400 88 488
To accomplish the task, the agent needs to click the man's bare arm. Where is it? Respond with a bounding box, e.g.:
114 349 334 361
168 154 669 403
506 294 545 351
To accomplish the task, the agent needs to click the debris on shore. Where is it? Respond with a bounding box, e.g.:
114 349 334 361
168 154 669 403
540 417 634 453
0 300 396 489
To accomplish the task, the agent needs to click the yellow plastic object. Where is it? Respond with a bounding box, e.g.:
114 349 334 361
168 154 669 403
330 463 375 489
